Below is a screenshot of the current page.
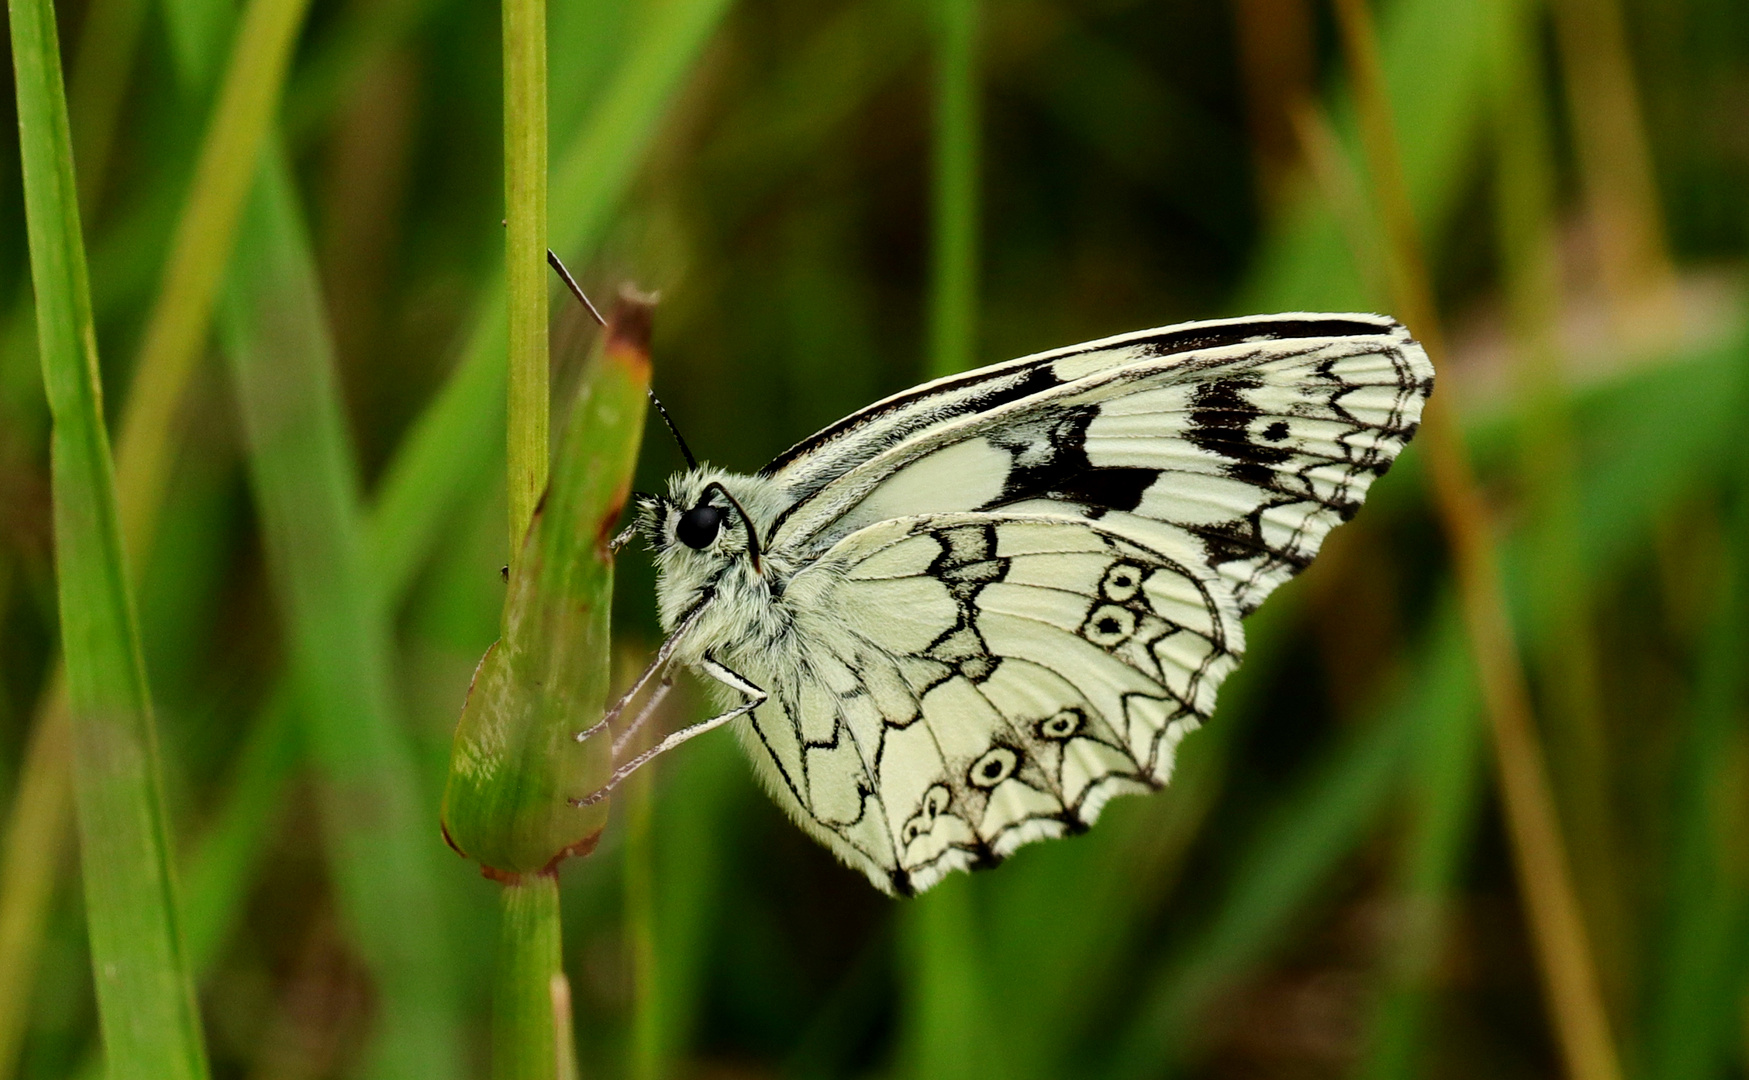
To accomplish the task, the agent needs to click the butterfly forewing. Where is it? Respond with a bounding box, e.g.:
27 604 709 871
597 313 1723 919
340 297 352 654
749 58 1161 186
765 313 1430 615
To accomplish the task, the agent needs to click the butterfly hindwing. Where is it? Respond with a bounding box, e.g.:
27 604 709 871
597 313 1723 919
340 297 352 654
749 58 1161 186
760 514 1242 894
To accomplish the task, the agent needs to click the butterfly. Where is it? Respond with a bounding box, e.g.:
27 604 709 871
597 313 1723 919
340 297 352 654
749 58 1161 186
590 312 1433 896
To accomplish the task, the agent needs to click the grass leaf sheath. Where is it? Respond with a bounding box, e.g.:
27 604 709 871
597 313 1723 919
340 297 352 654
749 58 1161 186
4 0 209 1074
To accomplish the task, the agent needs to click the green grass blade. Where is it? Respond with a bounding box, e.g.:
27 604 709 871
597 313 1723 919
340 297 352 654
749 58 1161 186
219 146 463 1080
5 0 210 1071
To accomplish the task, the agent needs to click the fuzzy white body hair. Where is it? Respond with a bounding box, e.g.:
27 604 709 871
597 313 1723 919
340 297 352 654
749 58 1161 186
644 466 898 888
647 466 794 660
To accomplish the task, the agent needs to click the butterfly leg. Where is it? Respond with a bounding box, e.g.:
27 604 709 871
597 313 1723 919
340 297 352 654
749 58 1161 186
571 655 767 807
574 600 709 745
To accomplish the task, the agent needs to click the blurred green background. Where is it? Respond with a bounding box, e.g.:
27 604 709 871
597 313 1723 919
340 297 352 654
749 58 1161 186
2 0 1749 1076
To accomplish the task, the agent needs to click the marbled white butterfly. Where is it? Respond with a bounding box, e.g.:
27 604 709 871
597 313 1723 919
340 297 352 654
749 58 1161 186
593 313 1432 896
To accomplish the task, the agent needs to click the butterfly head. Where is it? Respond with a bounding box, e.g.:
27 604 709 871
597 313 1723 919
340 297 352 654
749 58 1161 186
619 469 776 581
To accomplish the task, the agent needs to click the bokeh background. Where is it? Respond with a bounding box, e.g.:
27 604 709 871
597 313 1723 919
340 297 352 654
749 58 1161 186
2 0 1748 1076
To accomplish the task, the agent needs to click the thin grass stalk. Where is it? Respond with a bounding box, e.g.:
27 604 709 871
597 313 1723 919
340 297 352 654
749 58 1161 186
497 0 564 1071
1545 0 1678 332
924 0 977 380
503 0 548 568
5 0 209 1070
221 146 463 1080
1331 3 1622 1079
497 878 579 1080
1489 0 1628 1007
909 2 990 1075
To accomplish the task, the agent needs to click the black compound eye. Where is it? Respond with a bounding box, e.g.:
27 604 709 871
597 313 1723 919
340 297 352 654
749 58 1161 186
676 503 725 549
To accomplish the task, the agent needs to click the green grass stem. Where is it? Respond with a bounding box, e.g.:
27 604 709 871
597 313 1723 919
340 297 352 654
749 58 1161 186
5 0 209 1071
925 0 978 379
220 146 463 1080
625 764 660 1080
908 4 988 1074
496 877 579 1080
503 0 548 567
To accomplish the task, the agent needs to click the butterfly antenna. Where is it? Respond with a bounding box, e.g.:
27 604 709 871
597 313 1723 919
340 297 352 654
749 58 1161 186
545 248 606 327
648 389 700 471
700 481 762 574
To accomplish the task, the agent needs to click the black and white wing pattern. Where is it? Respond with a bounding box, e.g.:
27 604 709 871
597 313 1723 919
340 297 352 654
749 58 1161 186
761 312 1432 615
642 312 1430 894
730 515 1242 895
